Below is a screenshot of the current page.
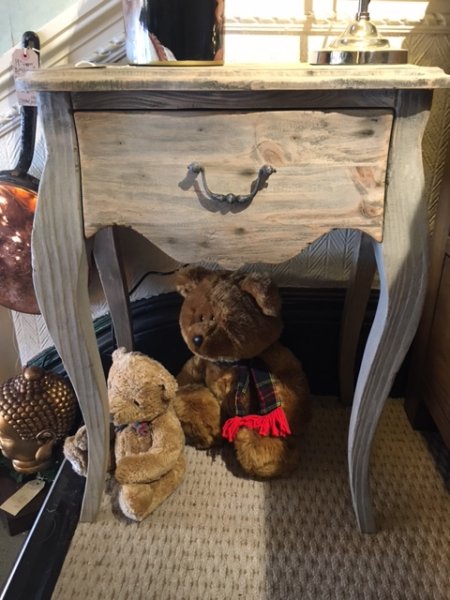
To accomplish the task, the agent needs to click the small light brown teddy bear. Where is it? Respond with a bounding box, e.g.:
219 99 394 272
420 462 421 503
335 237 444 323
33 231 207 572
174 266 311 479
64 348 186 521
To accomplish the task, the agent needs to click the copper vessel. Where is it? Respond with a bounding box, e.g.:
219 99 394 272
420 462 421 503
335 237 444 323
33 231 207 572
0 32 40 314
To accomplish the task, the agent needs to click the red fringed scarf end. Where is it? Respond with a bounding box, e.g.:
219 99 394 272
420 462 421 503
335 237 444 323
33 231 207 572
222 405 291 442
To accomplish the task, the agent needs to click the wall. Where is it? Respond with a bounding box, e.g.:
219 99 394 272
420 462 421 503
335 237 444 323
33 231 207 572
0 0 449 365
0 0 76 55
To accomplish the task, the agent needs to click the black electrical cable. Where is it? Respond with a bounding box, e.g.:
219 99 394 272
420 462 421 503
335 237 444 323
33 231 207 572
127 264 188 297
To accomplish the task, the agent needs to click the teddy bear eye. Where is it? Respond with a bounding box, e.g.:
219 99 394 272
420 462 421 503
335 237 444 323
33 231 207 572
199 315 204 322
133 400 141 408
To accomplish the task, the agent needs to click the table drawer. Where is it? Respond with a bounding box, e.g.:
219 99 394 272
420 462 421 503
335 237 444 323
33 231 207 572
76 109 392 267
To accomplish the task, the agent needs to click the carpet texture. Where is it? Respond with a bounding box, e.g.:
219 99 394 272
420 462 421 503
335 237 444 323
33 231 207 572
52 398 450 600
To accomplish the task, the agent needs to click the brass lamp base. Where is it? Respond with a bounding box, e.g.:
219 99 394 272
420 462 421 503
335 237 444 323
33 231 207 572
309 49 408 66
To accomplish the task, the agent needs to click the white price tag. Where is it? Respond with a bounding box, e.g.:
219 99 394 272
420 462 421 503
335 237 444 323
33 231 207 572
11 47 40 107
0 479 45 516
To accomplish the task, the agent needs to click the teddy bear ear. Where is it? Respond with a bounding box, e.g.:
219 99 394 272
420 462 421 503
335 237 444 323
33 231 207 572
175 265 212 296
112 347 127 362
161 370 178 396
238 273 281 317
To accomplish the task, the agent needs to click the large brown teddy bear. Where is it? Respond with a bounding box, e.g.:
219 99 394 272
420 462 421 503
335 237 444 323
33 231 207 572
64 348 186 521
174 266 310 479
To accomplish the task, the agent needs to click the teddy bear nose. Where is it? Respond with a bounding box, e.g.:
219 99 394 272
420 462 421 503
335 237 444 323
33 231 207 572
192 335 203 347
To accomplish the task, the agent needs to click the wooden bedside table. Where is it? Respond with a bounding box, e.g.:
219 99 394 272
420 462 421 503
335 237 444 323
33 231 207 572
18 64 450 533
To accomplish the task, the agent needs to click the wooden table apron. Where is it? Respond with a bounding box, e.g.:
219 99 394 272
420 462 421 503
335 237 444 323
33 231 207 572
24 66 446 533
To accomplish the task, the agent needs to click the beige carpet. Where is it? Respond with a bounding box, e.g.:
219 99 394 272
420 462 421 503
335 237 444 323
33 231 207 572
52 398 450 600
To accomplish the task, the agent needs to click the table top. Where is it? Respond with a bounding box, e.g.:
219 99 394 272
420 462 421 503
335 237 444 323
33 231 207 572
16 63 450 93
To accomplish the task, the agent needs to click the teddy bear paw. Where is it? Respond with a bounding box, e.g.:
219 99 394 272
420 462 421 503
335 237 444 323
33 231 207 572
63 426 88 477
174 384 221 448
234 427 301 479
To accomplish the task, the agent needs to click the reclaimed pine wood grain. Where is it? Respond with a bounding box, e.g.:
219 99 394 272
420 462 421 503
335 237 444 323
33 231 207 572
17 64 450 93
71 89 398 111
32 92 110 523
76 109 392 268
93 226 134 351
348 90 431 532
339 232 376 406
21 65 450 531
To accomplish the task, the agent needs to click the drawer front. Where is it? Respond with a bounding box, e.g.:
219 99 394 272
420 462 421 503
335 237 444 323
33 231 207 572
76 109 392 267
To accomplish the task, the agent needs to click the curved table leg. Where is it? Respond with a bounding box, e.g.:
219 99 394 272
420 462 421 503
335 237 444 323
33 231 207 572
93 225 134 351
339 232 376 405
348 90 430 533
32 92 109 522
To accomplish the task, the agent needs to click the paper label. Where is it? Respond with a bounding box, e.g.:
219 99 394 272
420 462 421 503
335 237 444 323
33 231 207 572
11 47 40 107
0 479 45 516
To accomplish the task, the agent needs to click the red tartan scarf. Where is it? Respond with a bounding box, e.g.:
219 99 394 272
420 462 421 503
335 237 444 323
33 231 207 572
222 357 291 442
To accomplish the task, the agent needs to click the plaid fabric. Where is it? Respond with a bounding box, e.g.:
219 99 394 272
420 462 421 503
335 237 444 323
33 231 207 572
223 358 291 442
234 358 280 416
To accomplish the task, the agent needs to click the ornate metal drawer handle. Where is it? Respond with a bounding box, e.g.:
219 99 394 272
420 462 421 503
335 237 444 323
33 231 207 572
187 162 276 205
